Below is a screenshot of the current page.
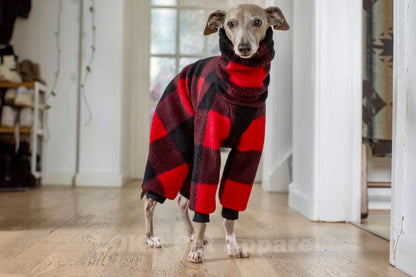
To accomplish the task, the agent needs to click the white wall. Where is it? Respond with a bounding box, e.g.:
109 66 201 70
75 0 127 186
262 0 293 192
290 0 362 222
11 0 79 185
11 0 134 186
290 0 317 217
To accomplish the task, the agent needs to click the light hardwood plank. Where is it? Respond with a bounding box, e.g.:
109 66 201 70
361 209 390 238
0 181 408 276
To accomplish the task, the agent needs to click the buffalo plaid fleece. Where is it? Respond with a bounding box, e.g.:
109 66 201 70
142 27 275 222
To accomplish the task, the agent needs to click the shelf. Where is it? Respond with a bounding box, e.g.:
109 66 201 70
0 81 46 92
0 126 31 134
0 81 36 89
0 80 45 180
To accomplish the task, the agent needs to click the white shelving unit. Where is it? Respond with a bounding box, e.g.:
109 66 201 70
0 81 46 179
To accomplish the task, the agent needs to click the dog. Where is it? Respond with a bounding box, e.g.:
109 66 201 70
141 4 289 263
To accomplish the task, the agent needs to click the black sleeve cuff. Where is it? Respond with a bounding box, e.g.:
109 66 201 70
146 191 166 204
222 207 239 220
179 188 190 199
193 212 210 222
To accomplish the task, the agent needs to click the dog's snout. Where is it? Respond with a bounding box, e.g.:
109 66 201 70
238 43 251 54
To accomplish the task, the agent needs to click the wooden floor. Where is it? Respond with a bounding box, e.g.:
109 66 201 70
361 210 390 239
0 181 408 277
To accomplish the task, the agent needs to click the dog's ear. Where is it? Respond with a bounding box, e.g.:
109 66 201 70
265 6 290 31
204 10 226 35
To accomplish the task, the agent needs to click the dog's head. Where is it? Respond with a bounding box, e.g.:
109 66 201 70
204 4 289 59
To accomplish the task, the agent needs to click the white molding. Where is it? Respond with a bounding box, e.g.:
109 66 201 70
315 0 362 222
42 172 74 186
122 169 133 186
75 173 125 187
395 235 416 276
347 0 365 223
288 187 314 220
42 170 132 189
262 152 291 192
129 0 150 179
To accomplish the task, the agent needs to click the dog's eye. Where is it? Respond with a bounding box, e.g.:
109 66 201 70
254 19 262 26
227 21 234 28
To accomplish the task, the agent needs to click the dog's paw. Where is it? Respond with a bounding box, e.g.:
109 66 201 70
187 245 204 263
145 236 162 248
190 233 209 245
228 247 251 258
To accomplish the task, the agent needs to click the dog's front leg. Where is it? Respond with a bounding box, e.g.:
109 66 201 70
177 195 195 239
187 222 206 263
224 219 250 258
144 196 162 248
178 196 209 244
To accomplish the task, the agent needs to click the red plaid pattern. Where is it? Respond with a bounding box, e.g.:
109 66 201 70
142 27 275 218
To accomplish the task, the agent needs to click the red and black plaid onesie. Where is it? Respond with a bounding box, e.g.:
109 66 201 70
142 27 275 222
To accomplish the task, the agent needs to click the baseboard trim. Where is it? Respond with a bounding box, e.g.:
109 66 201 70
42 172 74 186
288 186 315 220
262 153 292 192
395 235 416 276
122 170 133 185
75 173 125 187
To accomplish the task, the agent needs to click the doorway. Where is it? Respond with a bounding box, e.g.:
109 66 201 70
359 0 393 240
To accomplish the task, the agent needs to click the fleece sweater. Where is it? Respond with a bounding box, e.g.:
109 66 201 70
142 27 275 222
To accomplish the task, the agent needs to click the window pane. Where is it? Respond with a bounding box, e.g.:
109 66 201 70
151 0 177 6
178 0 202 7
151 9 177 55
179 57 198 71
150 57 176 104
231 0 265 6
179 9 205 55
206 33 220 56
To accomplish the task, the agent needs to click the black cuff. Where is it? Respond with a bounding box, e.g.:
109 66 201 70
193 212 210 222
222 207 239 220
179 188 190 199
146 191 166 204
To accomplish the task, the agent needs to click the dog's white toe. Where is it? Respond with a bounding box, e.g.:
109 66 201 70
228 247 250 258
145 236 162 248
187 246 204 263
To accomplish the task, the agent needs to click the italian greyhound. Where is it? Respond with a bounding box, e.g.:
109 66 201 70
143 4 289 263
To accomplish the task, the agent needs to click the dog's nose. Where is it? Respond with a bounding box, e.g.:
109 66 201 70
238 43 251 54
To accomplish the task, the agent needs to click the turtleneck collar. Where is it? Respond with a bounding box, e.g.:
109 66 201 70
216 27 275 107
218 27 275 67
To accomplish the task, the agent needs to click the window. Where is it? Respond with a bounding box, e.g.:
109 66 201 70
149 0 265 116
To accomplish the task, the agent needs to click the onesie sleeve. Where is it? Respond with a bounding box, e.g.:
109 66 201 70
189 109 231 218
219 116 265 212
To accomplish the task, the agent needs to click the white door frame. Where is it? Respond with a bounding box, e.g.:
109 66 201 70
389 0 416 275
129 0 151 179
